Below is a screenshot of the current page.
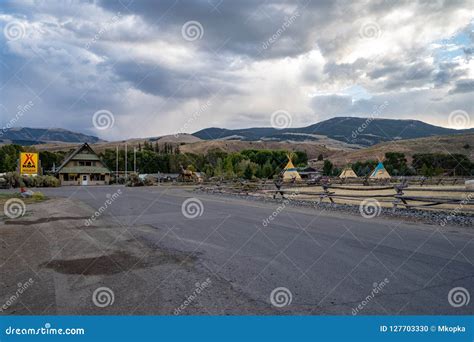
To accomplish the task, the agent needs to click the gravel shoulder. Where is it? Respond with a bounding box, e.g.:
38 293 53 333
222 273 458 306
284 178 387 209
195 188 474 228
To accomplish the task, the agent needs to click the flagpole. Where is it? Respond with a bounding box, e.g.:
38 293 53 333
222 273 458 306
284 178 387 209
134 147 137 174
116 145 118 180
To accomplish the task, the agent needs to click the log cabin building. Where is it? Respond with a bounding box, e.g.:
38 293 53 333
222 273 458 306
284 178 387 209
56 143 111 185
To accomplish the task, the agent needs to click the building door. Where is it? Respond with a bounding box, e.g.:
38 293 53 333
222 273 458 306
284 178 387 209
81 175 88 186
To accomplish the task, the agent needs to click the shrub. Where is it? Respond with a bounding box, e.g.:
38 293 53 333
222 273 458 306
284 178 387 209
126 174 144 187
143 175 155 186
3 173 59 188
41 176 60 187
32 192 45 201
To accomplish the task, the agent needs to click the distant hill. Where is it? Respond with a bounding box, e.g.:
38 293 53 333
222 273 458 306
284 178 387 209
193 117 474 146
329 133 474 167
0 127 102 145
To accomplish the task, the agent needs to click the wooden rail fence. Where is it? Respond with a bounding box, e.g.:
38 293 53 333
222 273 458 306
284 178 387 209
200 179 474 213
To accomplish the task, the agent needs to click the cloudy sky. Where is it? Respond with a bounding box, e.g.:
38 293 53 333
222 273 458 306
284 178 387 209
0 0 473 140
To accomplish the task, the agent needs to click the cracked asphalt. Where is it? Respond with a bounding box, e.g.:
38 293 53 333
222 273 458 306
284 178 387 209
1 185 473 315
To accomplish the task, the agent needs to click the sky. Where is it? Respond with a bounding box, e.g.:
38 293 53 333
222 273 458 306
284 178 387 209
0 0 473 140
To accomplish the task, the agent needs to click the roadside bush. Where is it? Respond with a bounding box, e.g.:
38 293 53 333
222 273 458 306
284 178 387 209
3 173 59 188
32 192 46 201
4 172 23 188
126 174 144 187
41 176 60 187
143 175 156 186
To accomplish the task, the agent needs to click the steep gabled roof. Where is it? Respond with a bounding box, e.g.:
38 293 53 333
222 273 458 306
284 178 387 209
56 143 110 173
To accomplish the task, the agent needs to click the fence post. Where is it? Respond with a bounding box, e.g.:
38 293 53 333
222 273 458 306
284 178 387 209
318 184 334 204
393 180 408 212
273 180 285 199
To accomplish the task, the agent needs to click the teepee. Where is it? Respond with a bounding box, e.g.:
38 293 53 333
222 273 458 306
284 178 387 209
339 166 358 179
282 153 302 182
369 162 391 179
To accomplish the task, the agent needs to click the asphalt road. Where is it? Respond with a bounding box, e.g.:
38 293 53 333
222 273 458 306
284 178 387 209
4 185 474 315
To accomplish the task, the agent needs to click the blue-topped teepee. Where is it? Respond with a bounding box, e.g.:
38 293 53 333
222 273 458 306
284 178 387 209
369 162 391 179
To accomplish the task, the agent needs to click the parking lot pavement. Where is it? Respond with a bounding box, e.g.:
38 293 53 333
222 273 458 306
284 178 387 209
1 185 473 315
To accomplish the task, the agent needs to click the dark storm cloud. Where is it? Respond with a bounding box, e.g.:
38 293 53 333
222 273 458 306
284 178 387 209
97 0 334 59
448 79 474 94
111 60 239 98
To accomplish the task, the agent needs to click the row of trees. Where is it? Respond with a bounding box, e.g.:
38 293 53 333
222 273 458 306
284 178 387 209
1 144 472 178
99 148 308 180
321 152 473 177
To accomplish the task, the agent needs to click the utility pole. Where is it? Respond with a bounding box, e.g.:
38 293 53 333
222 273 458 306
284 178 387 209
125 143 128 180
133 147 136 174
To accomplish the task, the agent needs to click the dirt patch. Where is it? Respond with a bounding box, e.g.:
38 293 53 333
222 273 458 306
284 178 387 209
40 251 144 275
40 249 197 275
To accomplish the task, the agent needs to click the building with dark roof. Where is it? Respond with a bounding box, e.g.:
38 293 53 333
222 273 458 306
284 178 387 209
56 143 111 185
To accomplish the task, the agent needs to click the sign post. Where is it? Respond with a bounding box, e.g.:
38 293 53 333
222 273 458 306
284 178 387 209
20 152 39 175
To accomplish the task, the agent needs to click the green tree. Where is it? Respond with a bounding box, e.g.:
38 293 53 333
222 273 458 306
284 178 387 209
262 161 273 178
323 160 333 176
384 152 410 176
243 164 253 180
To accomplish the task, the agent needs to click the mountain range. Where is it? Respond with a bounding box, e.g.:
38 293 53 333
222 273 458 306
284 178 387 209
1 117 472 147
0 127 101 145
193 117 474 146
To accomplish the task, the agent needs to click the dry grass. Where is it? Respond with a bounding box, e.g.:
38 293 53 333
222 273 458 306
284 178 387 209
0 192 47 210
331 133 474 166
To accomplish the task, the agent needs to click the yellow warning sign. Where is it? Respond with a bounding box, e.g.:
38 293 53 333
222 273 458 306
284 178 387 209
20 152 38 175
